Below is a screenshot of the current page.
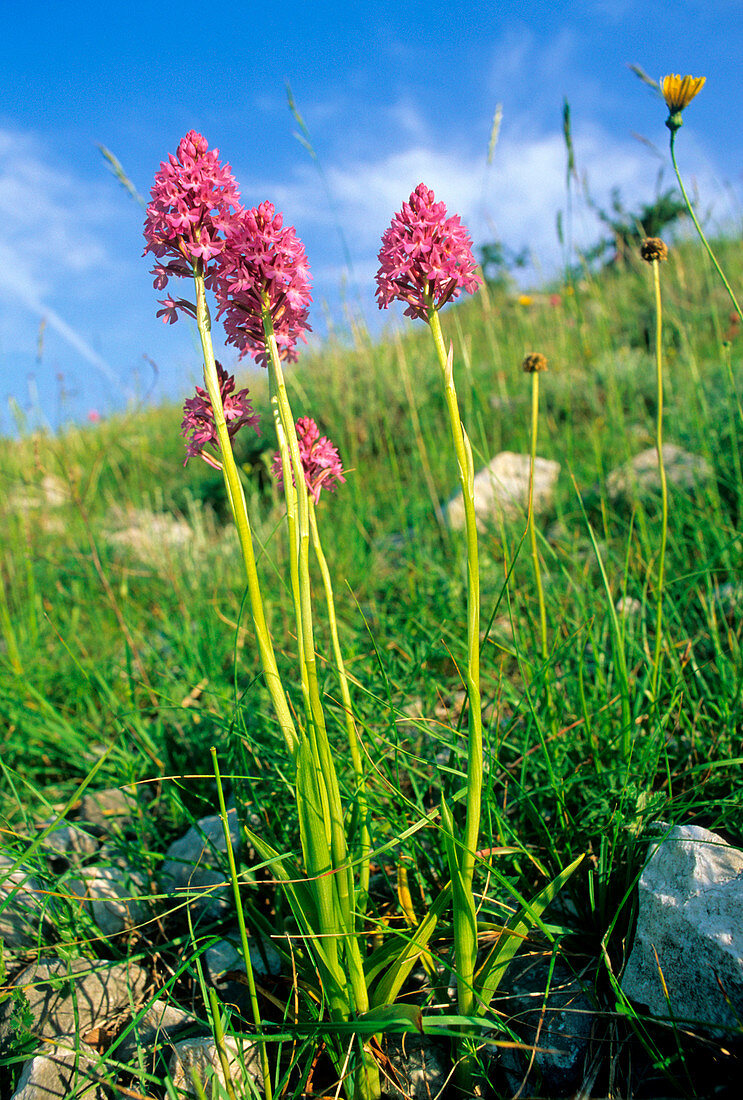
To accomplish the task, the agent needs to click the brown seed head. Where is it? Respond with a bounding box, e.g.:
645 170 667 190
522 352 548 374
640 237 669 264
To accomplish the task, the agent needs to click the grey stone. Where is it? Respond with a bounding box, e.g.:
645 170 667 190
616 596 643 617
64 866 149 936
205 933 282 985
607 444 713 502
104 507 194 566
0 854 53 951
445 451 560 530
10 1046 109 1099
114 1001 197 1063
494 957 594 1093
160 811 239 922
382 1034 449 1100
42 823 100 863
168 1036 263 1097
714 581 743 619
0 957 148 1053
622 824 743 1033
73 786 148 832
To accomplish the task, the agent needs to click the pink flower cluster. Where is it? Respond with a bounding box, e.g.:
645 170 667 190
217 202 312 367
143 131 242 319
272 417 345 503
376 183 481 320
181 363 260 468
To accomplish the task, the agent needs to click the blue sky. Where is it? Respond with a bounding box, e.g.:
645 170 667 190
1 0 740 434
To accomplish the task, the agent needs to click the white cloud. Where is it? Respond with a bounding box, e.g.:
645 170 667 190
0 128 130 394
256 116 736 292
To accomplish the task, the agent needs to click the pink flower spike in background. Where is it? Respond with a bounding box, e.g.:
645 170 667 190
272 417 345 503
376 183 482 321
181 363 260 468
217 202 312 367
143 131 242 321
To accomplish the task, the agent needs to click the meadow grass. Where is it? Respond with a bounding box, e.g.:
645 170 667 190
1 231 743 1097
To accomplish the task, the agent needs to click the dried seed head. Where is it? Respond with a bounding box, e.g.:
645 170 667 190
522 352 548 374
640 237 669 264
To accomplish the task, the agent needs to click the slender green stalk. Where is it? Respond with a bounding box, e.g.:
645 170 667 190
670 132 743 323
427 306 482 1023
271 378 310 714
211 748 272 1100
649 258 668 701
261 310 353 936
528 371 549 664
192 269 298 758
260 309 378 1099
309 500 371 910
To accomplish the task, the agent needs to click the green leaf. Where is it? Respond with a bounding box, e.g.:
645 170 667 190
369 883 451 1007
475 854 584 1014
357 1003 423 1034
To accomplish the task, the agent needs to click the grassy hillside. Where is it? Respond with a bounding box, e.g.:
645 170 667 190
2 233 742 1096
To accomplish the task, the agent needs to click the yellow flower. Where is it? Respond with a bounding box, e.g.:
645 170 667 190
661 74 705 129
517 294 533 307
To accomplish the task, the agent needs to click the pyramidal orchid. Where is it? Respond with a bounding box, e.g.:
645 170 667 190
181 363 260 468
217 201 312 366
378 184 483 1078
271 416 345 503
143 130 242 322
375 182 481 321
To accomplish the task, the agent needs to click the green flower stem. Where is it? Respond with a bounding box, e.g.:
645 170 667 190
649 258 668 701
211 748 272 1100
270 366 312 721
528 372 549 665
428 306 482 1020
670 132 743 323
261 314 348 902
260 311 372 1037
192 270 298 758
309 499 371 911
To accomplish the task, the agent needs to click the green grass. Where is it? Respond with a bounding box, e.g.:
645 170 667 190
2 234 743 1097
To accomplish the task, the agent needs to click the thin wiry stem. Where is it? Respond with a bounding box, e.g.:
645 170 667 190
428 306 482 1024
650 258 668 701
670 131 743 323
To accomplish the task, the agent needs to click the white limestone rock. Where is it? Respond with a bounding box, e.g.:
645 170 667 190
10 1046 108 1100
168 1036 262 1097
607 444 713 501
0 854 53 952
64 865 149 936
445 451 560 530
622 824 743 1032
114 1001 197 1063
73 785 148 832
42 822 100 863
0 958 148 1053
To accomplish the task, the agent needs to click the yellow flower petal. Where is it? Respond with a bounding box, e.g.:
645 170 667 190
661 74 706 113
